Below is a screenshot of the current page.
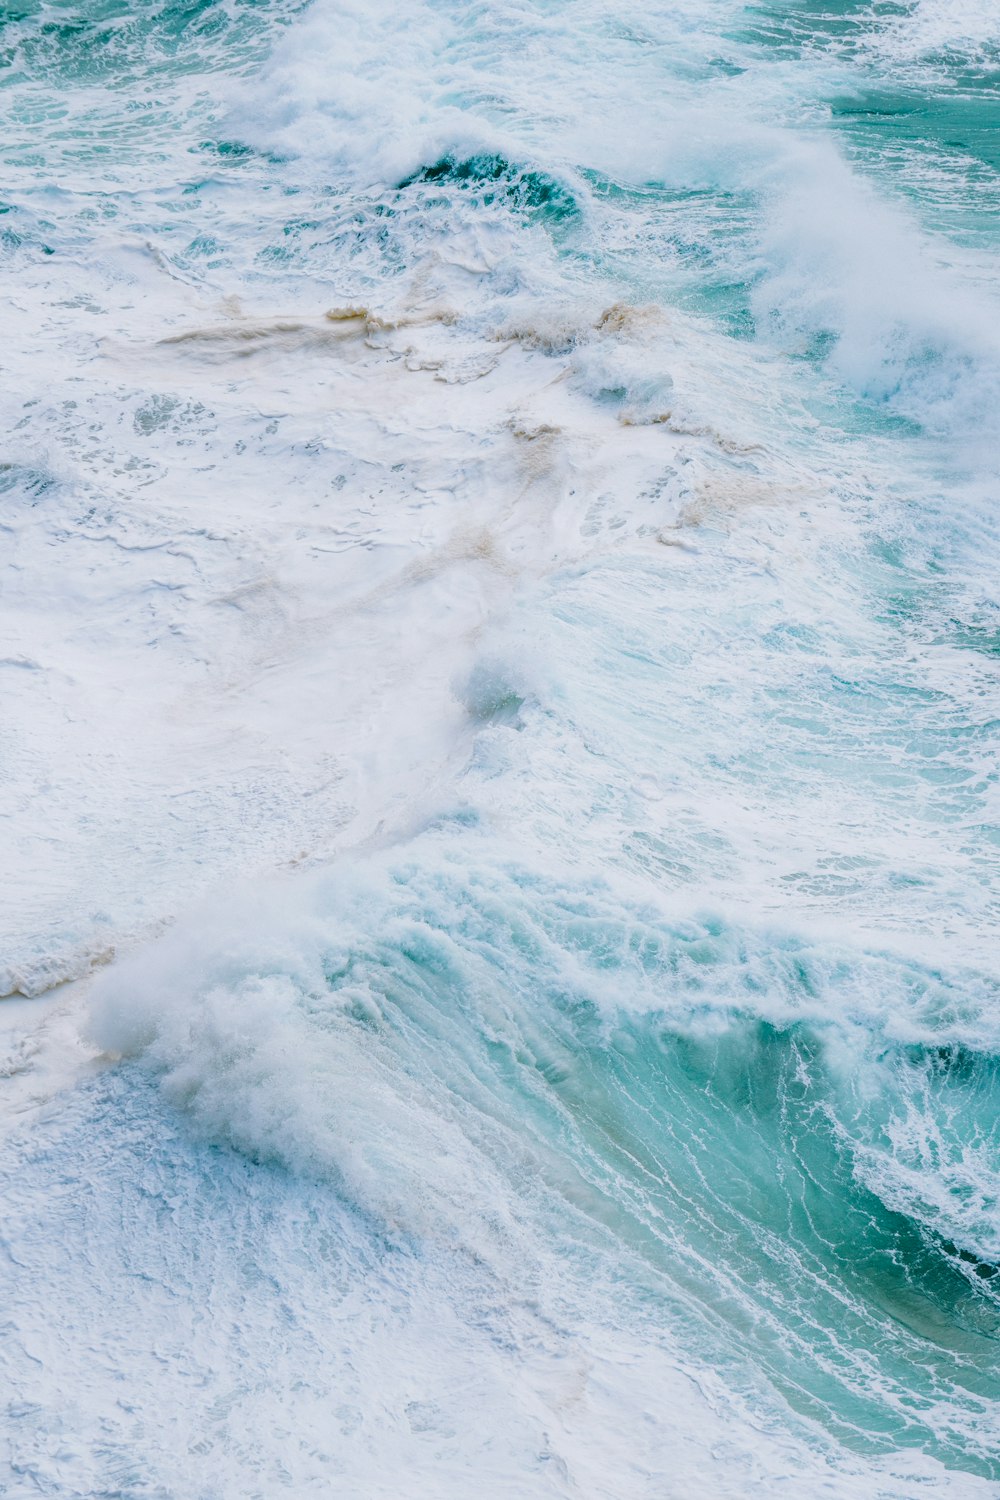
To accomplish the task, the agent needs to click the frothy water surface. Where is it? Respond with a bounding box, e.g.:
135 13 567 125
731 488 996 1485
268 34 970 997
2 0 999 1494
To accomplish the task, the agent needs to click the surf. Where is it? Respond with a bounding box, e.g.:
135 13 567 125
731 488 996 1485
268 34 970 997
1 0 998 1494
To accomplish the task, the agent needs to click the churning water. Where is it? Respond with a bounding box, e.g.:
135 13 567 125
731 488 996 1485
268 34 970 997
2 0 1000 1494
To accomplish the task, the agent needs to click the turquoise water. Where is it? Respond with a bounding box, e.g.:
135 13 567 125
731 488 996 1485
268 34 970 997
2 0 999 1494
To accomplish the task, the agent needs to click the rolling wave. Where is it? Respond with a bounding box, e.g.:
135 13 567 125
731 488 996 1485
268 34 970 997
1 0 998 1493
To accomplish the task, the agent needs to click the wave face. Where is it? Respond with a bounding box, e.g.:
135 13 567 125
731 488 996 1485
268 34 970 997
2 0 999 1495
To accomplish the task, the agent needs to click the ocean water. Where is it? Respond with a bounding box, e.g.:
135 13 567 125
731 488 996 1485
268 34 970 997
2 0 1000 1494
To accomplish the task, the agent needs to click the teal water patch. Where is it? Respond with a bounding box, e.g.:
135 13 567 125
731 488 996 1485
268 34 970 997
734 0 897 56
828 85 1000 176
398 153 581 224
0 0 303 81
735 0 1000 231
92 852 1000 1479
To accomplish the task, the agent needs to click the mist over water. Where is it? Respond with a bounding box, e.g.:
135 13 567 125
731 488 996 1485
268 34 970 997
2 0 999 1494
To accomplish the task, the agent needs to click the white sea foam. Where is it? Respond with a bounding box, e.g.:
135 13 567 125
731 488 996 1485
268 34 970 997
867 0 1000 63
8 1066 993 1499
2 0 999 1493
229 0 1000 440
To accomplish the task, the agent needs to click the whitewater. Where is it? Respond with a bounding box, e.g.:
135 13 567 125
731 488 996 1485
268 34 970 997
2 0 999 1494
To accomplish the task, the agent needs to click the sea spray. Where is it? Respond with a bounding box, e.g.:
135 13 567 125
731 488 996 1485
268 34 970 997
1 0 998 1493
